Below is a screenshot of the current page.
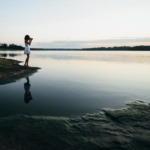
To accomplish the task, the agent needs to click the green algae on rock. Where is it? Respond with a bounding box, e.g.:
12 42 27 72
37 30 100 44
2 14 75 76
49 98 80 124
0 58 40 85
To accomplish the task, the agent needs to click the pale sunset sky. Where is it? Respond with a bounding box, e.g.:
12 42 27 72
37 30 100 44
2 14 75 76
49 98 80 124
0 0 150 48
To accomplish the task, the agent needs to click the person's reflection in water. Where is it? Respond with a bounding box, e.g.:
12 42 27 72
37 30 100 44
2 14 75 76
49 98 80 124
24 77 33 103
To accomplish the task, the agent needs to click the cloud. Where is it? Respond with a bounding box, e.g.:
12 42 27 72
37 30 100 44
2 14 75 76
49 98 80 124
32 37 150 48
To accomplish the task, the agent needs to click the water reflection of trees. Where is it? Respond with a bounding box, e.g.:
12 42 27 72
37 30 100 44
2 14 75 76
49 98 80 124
9 54 21 57
0 53 7 58
0 53 21 58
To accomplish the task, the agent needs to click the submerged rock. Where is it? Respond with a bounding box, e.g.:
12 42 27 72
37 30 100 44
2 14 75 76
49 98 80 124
0 58 40 84
0 100 149 150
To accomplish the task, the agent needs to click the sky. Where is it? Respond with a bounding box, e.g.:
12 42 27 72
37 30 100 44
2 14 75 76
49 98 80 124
0 0 150 48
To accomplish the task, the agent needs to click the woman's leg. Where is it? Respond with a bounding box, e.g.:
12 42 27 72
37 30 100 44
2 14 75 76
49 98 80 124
24 56 27 66
24 54 30 66
26 54 30 66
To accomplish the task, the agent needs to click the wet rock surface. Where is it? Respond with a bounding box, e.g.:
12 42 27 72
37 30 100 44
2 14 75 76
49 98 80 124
0 58 40 84
0 100 149 150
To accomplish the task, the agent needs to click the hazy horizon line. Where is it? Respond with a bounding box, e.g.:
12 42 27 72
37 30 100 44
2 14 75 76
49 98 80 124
1 37 150 49
31 37 150 48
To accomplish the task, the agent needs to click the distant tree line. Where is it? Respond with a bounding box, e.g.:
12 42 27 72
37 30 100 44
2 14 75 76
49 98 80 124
1 42 150 51
83 46 150 51
0 43 24 50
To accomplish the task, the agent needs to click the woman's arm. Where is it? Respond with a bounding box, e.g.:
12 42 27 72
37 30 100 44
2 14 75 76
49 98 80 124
25 39 33 45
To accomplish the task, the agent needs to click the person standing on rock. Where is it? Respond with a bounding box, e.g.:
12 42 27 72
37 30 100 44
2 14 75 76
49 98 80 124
24 35 33 67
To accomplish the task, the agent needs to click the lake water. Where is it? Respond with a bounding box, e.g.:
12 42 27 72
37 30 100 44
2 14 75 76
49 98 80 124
1 50 150 117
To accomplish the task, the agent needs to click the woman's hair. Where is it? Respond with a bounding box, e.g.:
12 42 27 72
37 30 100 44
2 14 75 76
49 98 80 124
24 35 30 40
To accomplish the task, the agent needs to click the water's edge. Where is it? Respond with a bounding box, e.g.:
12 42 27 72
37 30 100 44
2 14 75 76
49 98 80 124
0 100 149 150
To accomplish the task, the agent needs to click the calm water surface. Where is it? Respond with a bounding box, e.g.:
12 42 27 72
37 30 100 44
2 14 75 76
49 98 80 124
0 51 150 117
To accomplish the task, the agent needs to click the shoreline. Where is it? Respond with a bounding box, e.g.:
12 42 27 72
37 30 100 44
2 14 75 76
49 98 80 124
0 58 40 85
1 45 150 51
1 49 150 51
0 100 149 149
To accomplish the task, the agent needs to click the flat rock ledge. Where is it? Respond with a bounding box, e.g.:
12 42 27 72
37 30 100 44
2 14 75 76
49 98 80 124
0 100 149 150
0 58 40 84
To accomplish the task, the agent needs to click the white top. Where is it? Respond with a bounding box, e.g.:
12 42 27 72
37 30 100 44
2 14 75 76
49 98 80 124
24 43 30 54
